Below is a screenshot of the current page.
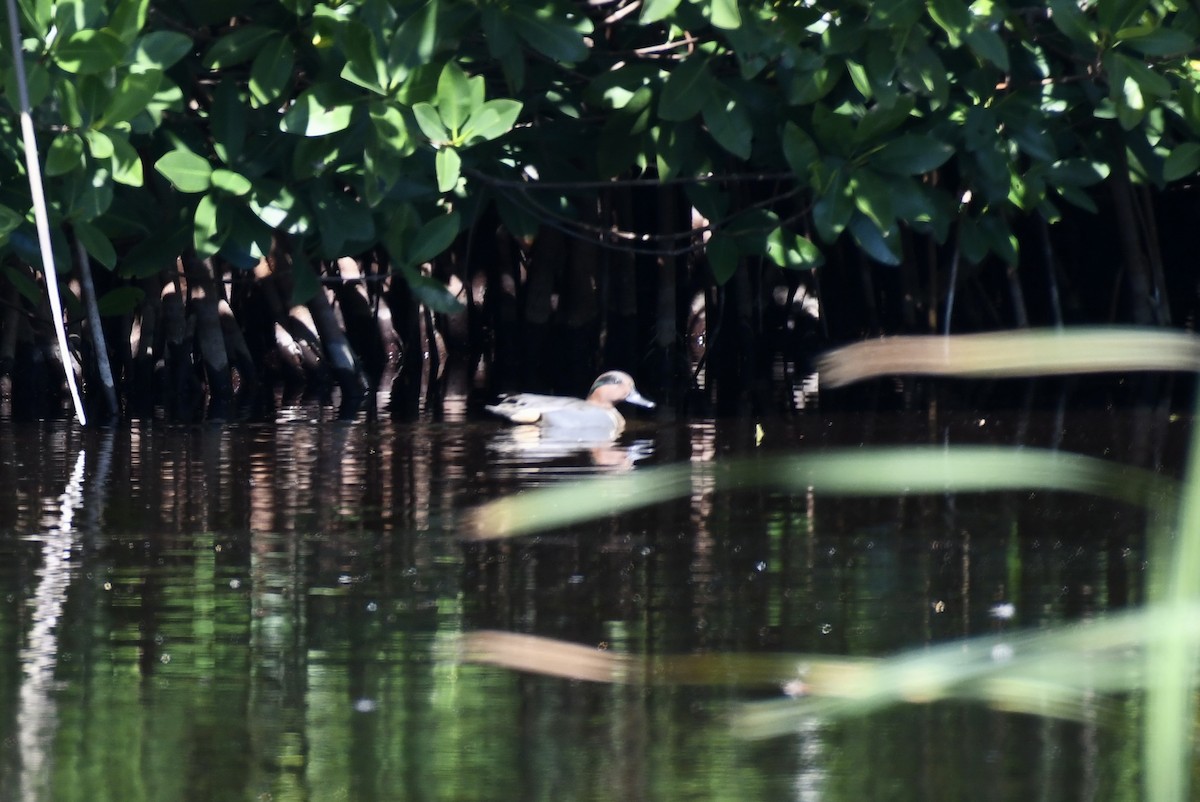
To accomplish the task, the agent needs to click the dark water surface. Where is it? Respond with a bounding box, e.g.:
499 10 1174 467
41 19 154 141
0 406 1177 801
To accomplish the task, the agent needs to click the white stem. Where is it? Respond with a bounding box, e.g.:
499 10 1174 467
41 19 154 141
5 1 87 425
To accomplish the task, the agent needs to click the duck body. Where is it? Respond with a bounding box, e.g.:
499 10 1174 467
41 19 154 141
486 371 655 434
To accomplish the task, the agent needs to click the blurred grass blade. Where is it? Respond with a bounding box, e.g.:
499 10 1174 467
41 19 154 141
463 464 693 539
733 603 1200 740
1147 375 1200 801
460 631 635 683
818 327 1200 387
466 448 1172 539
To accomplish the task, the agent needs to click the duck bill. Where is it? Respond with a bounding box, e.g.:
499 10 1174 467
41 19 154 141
624 389 656 409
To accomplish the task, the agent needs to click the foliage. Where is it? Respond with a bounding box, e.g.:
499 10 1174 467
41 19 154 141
1 0 1197 301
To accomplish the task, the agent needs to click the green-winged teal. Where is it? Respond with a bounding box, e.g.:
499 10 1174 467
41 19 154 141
486 371 655 433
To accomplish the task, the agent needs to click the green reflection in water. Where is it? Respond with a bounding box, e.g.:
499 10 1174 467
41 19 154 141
0 416 1162 801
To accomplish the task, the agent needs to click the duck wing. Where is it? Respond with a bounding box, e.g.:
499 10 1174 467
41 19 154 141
485 393 580 424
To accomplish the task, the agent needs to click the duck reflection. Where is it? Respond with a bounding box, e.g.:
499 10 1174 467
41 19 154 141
488 425 655 471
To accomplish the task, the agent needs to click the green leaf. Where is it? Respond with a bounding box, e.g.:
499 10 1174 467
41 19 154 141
850 168 895 230
1045 158 1110 186
193 193 224 257
97 68 161 127
641 0 682 23
813 167 853 241
435 147 461 192
109 133 143 186
96 286 146 315
1048 0 1095 44
409 211 461 266
927 0 970 39
280 89 355 137
66 166 113 221
1098 0 1150 34
855 95 916 143
511 6 590 63
154 149 213 193
210 80 244 165
0 205 23 243
848 212 901 265
250 183 302 231
369 102 414 155
702 92 752 159
46 133 85 176
659 57 713 122
203 25 275 69
55 28 126 74
132 31 192 69
1119 27 1194 57
250 36 295 106
1164 143 1200 182
4 266 43 305
413 102 449 142
339 22 386 94
1115 51 1172 99
461 98 522 144
389 0 440 70
5 61 49 107
436 61 475 133
782 122 817 177
109 0 149 45
83 129 113 159
870 134 954 175
211 168 253 196
73 219 116 269
964 28 1009 71
709 0 741 30
707 233 738 284
399 263 465 314
766 228 824 269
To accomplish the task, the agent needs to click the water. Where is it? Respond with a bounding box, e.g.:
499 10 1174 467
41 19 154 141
0 407 1174 801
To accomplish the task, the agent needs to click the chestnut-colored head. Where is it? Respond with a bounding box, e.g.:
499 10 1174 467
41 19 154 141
586 371 656 409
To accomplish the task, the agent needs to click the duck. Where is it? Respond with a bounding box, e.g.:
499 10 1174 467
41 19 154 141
486 371 656 434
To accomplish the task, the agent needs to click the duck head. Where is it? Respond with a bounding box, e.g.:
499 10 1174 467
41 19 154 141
586 371 656 410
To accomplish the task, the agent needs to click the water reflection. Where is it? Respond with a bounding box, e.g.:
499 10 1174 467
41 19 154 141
0 409 1170 800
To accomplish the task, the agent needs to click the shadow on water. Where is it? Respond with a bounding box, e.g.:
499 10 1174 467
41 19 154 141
0 399 1176 800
